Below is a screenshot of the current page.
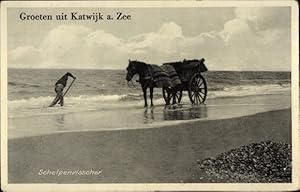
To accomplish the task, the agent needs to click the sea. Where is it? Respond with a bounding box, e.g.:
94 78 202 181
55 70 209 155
8 68 291 119
6 68 292 138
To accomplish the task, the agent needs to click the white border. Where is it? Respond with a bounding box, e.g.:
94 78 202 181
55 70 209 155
1 1 299 191
1 0 9 189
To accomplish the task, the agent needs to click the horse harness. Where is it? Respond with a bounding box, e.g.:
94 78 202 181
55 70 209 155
137 64 154 89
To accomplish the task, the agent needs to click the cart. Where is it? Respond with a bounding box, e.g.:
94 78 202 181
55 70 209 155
162 58 208 105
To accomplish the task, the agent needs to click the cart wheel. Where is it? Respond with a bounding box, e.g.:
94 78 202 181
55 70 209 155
171 90 183 104
163 88 183 105
162 87 172 105
188 74 207 104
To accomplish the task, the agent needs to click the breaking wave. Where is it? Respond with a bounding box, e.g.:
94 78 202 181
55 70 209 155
9 83 290 107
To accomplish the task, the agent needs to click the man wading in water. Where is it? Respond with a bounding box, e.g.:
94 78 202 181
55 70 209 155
49 72 76 107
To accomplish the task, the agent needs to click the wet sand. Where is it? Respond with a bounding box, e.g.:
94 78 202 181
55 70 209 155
8 109 291 183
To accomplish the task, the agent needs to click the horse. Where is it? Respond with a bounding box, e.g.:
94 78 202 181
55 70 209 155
126 60 181 107
126 60 156 107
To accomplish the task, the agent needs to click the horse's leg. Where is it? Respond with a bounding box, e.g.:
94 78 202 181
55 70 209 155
150 87 154 106
143 87 148 107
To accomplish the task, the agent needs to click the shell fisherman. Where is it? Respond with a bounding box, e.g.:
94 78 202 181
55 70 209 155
49 72 76 107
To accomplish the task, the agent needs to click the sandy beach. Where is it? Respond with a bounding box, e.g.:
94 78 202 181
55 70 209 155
8 108 291 183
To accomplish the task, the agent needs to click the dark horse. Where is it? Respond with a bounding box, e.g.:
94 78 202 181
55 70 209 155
126 60 156 107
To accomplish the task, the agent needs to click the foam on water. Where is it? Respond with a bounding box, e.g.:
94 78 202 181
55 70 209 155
8 83 290 118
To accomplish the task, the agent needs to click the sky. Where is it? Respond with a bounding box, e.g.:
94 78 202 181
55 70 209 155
8 7 291 71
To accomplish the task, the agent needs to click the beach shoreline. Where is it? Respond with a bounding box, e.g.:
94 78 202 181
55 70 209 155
8 108 291 183
8 93 291 139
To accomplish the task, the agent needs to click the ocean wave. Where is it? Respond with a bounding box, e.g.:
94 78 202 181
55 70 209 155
7 83 291 119
209 84 290 99
8 81 40 88
9 94 127 107
8 94 131 118
8 83 290 106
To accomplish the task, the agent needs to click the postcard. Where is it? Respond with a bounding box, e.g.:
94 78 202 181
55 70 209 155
1 1 299 191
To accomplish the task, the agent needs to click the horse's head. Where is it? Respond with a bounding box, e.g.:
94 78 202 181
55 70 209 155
126 60 145 81
126 60 139 81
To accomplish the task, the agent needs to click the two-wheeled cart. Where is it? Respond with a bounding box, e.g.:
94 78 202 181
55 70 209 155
162 58 208 105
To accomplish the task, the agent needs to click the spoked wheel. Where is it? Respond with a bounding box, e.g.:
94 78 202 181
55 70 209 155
188 73 207 105
163 88 183 105
171 90 183 104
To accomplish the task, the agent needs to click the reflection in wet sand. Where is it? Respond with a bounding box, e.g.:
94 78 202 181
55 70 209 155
143 104 208 122
144 107 155 123
163 105 208 120
56 114 66 131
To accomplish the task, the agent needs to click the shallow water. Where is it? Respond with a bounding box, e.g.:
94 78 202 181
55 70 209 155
9 93 291 139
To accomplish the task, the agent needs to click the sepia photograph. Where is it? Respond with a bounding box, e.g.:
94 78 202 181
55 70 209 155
1 0 299 191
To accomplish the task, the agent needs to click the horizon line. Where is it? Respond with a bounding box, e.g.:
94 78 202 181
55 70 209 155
7 67 292 72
